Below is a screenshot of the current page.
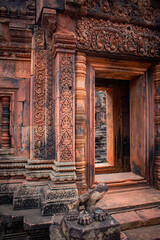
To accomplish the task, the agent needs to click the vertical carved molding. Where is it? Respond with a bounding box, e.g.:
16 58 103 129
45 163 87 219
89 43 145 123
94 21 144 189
32 26 46 160
54 52 75 163
1 96 10 149
46 50 55 159
154 64 160 189
75 52 87 193
54 31 76 164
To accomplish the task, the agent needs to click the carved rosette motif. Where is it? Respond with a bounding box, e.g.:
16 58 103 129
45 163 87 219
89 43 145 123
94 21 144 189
154 64 160 189
76 17 160 58
33 27 46 159
58 54 74 162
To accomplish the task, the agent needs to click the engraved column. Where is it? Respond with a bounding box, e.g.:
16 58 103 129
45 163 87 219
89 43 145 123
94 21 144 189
53 18 76 171
154 64 160 189
75 52 87 193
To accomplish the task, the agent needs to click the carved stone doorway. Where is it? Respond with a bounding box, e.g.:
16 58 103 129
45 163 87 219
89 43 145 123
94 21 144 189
85 57 154 188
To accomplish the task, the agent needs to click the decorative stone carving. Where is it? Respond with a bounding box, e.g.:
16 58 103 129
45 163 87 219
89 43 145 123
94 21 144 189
50 183 120 240
13 185 41 210
76 17 160 58
66 0 159 28
67 183 108 225
41 184 78 216
59 54 74 162
33 26 46 160
46 51 55 159
1 96 10 149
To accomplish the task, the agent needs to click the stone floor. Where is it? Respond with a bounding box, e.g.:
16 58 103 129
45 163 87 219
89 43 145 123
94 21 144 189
96 184 160 240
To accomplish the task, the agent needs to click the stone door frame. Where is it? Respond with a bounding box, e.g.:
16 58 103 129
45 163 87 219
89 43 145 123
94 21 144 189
77 55 155 188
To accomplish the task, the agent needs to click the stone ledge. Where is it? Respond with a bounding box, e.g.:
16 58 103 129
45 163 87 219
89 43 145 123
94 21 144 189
111 207 160 231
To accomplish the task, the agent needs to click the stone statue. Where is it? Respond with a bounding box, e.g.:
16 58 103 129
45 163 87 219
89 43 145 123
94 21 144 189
50 183 120 240
67 183 108 225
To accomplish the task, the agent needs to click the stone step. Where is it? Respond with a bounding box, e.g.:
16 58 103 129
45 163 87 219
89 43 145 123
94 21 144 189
111 207 160 231
121 224 160 240
96 187 160 214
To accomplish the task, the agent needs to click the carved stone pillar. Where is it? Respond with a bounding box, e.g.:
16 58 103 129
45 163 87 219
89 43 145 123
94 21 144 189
1 96 10 149
75 52 87 193
154 64 160 189
40 14 78 215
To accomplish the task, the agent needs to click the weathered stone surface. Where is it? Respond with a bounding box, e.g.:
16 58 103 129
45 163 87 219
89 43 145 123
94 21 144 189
97 188 160 213
111 211 143 231
50 224 66 240
61 214 120 240
136 207 160 226
123 224 160 240
0 1 159 235
41 184 78 216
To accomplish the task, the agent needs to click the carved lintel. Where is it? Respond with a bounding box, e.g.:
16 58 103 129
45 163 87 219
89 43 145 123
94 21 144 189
76 17 160 58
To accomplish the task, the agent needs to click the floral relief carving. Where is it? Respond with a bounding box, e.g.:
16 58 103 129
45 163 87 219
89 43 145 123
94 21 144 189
46 51 55 159
67 0 159 27
59 54 74 162
76 17 160 58
33 27 46 159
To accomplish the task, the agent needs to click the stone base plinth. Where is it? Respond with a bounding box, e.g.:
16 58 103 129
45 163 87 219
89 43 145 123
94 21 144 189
50 214 120 240
13 185 41 210
41 183 78 216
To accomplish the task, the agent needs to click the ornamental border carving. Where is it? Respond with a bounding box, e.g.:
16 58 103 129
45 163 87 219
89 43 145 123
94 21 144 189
33 26 46 159
46 51 55 159
58 53 74 162
76 17 160 58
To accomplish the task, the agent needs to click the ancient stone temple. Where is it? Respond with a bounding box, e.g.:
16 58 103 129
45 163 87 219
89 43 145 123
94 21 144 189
0 0 160 239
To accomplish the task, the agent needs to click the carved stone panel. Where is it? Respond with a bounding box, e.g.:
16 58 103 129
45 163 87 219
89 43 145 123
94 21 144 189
46 51 55 159
33 26 46 160
55 53 75 163
76 17 160 58
66 0 160 28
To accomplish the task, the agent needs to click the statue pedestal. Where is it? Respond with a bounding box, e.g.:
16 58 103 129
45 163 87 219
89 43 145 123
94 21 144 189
50 214 120 240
